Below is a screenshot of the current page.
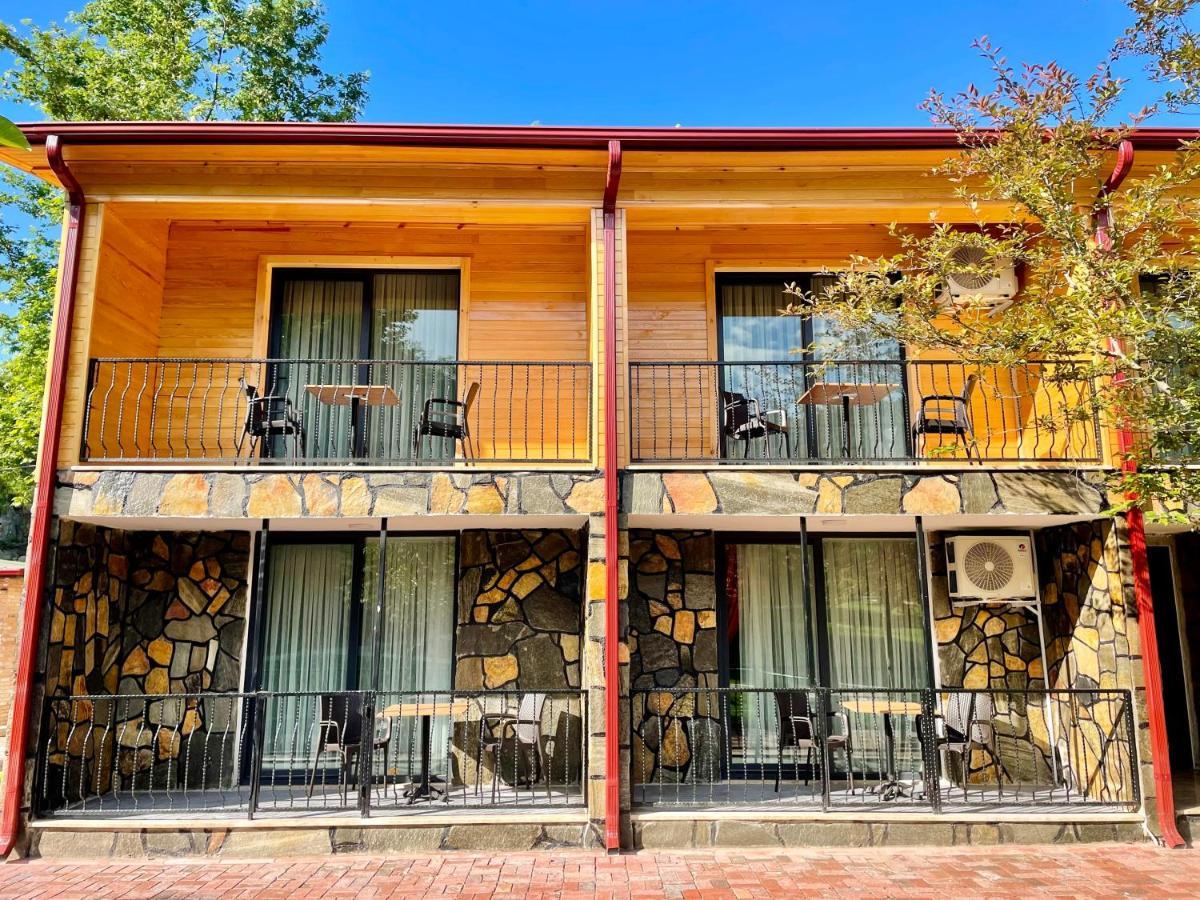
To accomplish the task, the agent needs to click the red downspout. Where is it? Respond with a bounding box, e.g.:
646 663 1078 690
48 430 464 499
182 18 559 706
1096 139 1185 848
0 136 84 858
601 139 622 853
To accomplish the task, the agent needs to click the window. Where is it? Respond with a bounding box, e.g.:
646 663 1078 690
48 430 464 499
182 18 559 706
715 273 907 461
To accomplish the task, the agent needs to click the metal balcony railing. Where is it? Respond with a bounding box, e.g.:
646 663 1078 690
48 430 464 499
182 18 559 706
37 689 586 818
630 686 1138 812
629 360 1104 465
82 359 593 466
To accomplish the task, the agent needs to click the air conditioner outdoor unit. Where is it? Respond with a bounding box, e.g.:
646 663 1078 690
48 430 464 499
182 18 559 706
946 535 1036 602
944 245 1018 313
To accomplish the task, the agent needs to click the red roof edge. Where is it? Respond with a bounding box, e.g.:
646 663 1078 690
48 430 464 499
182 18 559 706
10 121 1196 151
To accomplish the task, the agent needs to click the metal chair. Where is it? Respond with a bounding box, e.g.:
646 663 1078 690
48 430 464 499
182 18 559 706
773 690 853 794
911 372 980 461
721 390 790 459
921 692 1004 798
476 692 553 801
306 694 391 802
236 376 305 460
413 381 480 461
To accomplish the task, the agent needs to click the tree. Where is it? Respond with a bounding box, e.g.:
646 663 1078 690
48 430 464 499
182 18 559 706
785 1 1200 522
0 0 368 519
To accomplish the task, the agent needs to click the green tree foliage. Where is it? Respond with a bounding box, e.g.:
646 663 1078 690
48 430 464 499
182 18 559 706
786 3 1200 521
0 0 368 512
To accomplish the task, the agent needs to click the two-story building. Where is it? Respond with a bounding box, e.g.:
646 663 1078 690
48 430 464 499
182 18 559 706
0 122 1196 857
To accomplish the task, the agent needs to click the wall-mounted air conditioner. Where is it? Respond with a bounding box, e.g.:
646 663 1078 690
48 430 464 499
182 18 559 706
943 245 1018 314
946 535 1036 602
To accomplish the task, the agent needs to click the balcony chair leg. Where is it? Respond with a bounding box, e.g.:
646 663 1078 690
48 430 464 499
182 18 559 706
805 746 813 787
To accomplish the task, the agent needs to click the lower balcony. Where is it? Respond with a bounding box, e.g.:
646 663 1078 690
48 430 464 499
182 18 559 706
37 688 586 820
629 686 1138 816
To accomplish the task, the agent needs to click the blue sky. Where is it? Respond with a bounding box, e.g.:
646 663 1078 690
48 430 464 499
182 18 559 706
0 0 1193 127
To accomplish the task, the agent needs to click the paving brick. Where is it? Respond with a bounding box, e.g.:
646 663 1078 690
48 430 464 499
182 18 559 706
4 843 1199 897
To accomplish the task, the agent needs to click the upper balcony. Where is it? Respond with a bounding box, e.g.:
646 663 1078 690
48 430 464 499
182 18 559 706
628 357 1102 467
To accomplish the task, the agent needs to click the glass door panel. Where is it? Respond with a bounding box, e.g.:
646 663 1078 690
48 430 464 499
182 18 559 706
370 271 460 461
726 543 815 766
272 275 365 460
259 542 357 769
821 538 926 776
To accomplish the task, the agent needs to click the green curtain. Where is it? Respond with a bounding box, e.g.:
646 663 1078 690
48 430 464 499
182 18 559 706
369 272 459 461
259 542 357 767
360 535 456 693
822 538 927 776
274 278 364 460
360 534 457 777
822 538 925 690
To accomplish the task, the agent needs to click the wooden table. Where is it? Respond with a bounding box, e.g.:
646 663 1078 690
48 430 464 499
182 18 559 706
305 384 399 459
378 699 470 803
798 381 900 459
841 697 923 801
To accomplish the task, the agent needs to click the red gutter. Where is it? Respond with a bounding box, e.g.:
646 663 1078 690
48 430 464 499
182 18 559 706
1096 140 1185 849
0 135 84 858
601 139 623 853
8 121 1198 152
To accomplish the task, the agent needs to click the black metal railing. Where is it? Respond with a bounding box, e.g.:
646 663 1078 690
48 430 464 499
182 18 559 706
629 360 1104 465
630 687 1138 811
81 358 592 465
36 689 586 818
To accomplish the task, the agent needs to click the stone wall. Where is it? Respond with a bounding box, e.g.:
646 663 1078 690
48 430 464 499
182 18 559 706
624 470 1108 517
0 565 23 768
928 523 1141 797
626 531 718 787
452 529 585 790
40 523 250 804
454 529 583 692
57 469 603 520
1037 520 1141 805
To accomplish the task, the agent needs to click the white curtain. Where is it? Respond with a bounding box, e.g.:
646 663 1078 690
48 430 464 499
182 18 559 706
733 543 813 765
274 278 364 460
734 544 813 688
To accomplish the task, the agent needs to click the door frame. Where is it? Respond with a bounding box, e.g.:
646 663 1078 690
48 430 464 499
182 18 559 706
1147 536 1200 768
252 256 470 360
712 271 910 461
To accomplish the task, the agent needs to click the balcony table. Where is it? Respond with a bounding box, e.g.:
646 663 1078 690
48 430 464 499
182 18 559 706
304 384 399 459
840 697 923 801
377 698 470 803
797 381 900 459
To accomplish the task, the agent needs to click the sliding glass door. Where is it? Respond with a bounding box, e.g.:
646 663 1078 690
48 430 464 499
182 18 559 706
721 536 929 769
716 273 906 461
255 534 456 772
269 269 460 461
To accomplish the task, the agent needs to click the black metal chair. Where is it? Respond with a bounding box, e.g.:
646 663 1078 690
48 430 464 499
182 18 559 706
413 381 480 461
236 376 305 460
476 692 553 801
722 390 790 459
306 693 391 802
911 373 980 461
773 690 853 793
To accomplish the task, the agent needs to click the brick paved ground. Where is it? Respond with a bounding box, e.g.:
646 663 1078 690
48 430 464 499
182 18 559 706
1 843 1199 898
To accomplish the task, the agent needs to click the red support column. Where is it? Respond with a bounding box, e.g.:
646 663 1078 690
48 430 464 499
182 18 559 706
0 136 85 857
601 139 623 852
1097 139 1184 848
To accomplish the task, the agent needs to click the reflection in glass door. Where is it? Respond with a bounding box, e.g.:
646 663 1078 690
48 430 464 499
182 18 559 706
716 273 906 461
